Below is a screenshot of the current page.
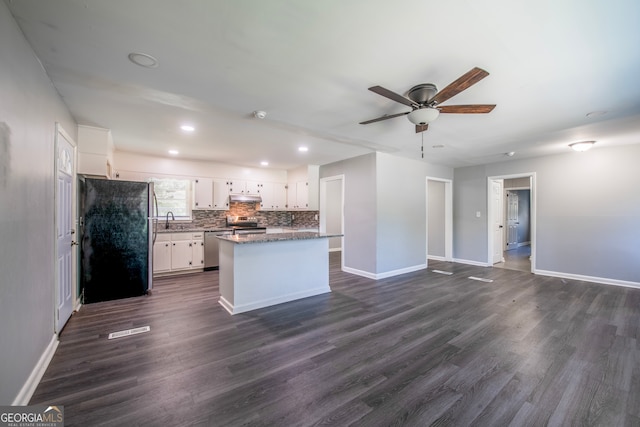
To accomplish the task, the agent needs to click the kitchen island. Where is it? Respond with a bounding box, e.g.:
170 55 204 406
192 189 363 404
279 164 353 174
217 232 340 315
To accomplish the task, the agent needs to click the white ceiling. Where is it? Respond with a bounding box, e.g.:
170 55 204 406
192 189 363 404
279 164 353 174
6 0 640 169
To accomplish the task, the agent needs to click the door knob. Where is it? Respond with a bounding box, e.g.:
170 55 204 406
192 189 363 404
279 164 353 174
71 241 78 246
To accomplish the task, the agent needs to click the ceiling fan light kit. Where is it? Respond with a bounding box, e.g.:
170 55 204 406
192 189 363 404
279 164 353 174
408 108 440 125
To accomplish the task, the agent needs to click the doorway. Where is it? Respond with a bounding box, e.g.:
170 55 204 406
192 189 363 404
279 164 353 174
487 173 536 273
54 124 77 333
319 175 344 270
426 177 453 262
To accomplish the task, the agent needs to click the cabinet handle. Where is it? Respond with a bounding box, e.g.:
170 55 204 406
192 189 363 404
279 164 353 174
173 243 175 246
165 243 169 247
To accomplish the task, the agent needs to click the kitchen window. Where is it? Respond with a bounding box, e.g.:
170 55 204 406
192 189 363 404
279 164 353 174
150 177 192 219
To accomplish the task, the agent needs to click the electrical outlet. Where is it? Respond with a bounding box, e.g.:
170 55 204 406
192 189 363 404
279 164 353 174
476 211 481 218
314 214 318 220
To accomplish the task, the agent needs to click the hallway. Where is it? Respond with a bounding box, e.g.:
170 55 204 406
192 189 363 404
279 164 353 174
494 245 531 272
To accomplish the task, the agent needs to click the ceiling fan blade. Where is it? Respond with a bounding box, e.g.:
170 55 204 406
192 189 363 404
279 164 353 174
368 86 417 107
429 67 490 105
438 104 496 114
415 124 429 133
359 111 410 125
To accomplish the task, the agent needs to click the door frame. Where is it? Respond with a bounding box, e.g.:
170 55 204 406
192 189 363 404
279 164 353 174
490 179 505 264
319 174 345 270
53 123 78 334
487 172 536 272
425 177 453 262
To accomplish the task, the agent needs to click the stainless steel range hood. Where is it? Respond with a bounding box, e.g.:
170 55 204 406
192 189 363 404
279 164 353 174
229 194 262 203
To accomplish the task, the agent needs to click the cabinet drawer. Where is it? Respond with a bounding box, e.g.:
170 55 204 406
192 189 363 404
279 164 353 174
171 232 192 241
191 232 204 239
155 233 171 242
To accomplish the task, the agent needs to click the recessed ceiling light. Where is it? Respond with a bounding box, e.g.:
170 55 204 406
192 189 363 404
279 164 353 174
168 149 179 155
128 52 158 68
569 141 596 152
260 161 269 166
298 146 309 152
180 125 195 132
505 151 515 157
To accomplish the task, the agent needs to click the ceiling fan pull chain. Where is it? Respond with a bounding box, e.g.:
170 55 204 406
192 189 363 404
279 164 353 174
421 132 424 159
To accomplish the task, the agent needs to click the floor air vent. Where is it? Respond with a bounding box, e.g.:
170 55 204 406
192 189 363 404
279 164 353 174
468 276 494 283
108 326 151 340
432 270 453 275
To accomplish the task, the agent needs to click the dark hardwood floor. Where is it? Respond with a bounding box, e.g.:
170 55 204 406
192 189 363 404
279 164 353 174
31 253 640 426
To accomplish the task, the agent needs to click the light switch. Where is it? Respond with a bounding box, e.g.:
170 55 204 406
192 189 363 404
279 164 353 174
476 211 481 218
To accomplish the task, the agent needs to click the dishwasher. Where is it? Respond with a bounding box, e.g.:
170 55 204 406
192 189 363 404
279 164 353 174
204 230 232 270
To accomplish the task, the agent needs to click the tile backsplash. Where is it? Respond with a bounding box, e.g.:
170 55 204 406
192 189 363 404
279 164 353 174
165 202 319 230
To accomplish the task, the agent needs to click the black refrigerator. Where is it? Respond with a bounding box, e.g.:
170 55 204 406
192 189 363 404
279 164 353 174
79 177 155 303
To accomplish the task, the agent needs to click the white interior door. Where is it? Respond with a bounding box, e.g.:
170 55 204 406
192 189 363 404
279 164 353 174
55 126 76 333
491 180 504 264
506 191 519 250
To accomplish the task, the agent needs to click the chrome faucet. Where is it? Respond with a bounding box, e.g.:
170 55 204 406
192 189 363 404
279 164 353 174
165 211 175 229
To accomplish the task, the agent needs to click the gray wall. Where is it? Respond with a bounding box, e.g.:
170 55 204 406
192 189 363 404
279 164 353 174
454 144 640 282
428 180 446 257
321 152 452 276
0 4 77 404
320 153 377 273
515 189 530 244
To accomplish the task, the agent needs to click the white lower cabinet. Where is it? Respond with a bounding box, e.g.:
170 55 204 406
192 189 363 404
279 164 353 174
154 232 205 275
171 238 193 270
192 233 204 269
153 234 172 273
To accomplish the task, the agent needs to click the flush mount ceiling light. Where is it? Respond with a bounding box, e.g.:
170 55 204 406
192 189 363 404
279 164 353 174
180 125 195 132
128 52 158 68
586 111 607 118
569 141 596 152
253 110 267 119
407 107 440 125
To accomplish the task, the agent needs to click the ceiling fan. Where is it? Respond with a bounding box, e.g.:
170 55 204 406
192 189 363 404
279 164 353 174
360 67 496 133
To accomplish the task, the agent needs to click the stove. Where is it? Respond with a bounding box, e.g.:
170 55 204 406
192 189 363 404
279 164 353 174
226 216 267 235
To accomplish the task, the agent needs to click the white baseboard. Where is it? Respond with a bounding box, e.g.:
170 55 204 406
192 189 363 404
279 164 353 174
329 247 342 253
427 255 448 262
218 286 331 315
535 269 640 289
342 264 427 280
453 258 491 267
13 334 58 405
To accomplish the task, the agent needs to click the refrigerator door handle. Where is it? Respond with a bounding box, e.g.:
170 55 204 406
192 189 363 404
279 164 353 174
152 192 159 244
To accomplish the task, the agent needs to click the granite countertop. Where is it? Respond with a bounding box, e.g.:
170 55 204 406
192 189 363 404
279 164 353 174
156 227 232 233
157 227 318 234
217 232 342 244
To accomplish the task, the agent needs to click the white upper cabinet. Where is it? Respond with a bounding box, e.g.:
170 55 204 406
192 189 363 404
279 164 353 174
260 182 287 210
193 178 213 209
77 125 114 178
288 181 309 210
212 179 230 210
286 165 318 210
245 181 261 195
